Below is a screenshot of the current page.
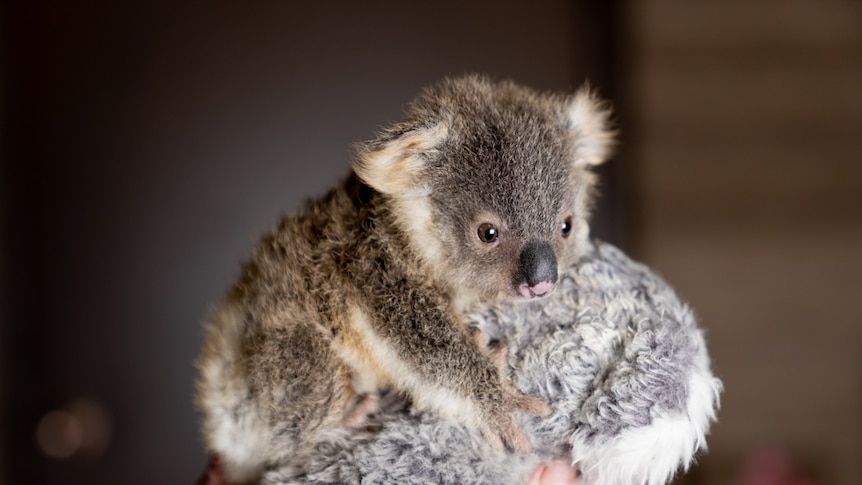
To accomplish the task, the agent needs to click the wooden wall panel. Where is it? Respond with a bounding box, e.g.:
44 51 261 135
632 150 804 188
626 1 862 483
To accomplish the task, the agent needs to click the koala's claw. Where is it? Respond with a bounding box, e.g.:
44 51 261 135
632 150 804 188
342 392 381 429
515 393 553 418
481 410 536 454
482 390 553 454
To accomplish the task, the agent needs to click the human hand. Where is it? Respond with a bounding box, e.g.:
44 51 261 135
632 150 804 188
196 456 229 485
528 459 579 485
196 455 580 485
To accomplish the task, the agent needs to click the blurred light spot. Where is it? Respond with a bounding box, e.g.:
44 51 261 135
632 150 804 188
35 398 113 461
35 410 83 459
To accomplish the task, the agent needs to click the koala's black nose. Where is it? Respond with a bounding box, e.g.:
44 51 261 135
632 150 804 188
516 240 558 298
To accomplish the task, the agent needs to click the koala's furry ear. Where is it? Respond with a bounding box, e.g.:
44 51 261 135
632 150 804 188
566 87 615 167
353 122 449 196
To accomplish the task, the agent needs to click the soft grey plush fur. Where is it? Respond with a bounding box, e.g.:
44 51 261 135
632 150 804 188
263 241 721 485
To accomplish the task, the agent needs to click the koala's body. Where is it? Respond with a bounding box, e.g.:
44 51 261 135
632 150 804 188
196 76 613 483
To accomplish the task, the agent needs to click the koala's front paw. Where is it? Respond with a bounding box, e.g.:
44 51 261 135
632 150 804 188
481 389 552 454
472 334 552 453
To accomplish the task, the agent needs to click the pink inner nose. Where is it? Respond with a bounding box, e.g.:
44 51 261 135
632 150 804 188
518 280 556 298
530 280 555 295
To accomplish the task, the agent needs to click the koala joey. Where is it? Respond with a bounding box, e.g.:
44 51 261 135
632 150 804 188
196 75 614 483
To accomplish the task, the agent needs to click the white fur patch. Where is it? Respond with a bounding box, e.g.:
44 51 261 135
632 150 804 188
198 305 272 483
392 190 449 280
354 123 449 196
331 337 386 396
571 365 722 485
567 88 615 167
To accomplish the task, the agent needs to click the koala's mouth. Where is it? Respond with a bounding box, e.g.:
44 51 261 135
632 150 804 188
515 280 556 299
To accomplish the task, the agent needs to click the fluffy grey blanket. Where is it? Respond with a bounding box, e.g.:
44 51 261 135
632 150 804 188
263 241 721 485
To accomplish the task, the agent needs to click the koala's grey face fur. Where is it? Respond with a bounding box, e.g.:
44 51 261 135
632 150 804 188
354 76 613 302
428 94 585 300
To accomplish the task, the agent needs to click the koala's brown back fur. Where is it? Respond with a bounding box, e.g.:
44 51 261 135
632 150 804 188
196 75 613 483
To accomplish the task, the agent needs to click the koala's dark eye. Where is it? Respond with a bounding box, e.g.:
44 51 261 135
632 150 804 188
477 223 499 243
561 217 573 238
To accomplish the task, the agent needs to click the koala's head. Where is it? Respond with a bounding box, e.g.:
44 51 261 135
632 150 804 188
354 76 614 302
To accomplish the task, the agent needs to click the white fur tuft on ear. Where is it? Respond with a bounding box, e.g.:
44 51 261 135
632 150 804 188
567 88 615 167
353 123 449 196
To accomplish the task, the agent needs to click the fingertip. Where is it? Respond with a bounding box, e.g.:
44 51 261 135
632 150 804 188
527 464 545 485
539 460 578 484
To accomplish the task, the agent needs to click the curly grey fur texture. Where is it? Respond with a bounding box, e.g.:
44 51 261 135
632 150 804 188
264 241 721 485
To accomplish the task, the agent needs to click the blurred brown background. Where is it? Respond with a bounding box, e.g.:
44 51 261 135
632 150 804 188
1 1 859 484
